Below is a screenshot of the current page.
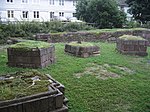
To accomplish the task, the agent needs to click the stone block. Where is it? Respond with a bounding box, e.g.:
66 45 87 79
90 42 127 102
65 42 100 58
7 45 55 68
116 37 148 56
0 75 68 112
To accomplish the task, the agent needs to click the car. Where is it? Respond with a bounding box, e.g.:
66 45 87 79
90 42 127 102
69 17 83 22
0 17 9 24
54 16 68 22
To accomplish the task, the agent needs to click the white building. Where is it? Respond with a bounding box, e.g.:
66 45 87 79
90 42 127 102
0 0 77 22
116 0 132 21
0 0 132 23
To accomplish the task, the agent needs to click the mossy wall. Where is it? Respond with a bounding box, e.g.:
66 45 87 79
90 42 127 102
116 36 148 56
7 45 55 68
0 74 68 112
65 42 100 58
46 30 150 45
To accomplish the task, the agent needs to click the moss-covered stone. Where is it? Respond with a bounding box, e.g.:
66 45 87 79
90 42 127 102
117 35 148 56
119 35 146 40
65 41 100 58
68 41 95 47
10 40 50 50
0 70 50 101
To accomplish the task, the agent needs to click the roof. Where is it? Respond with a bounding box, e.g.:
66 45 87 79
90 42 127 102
116 0 128 6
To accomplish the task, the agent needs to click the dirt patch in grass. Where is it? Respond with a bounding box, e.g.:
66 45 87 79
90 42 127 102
74 63 135 80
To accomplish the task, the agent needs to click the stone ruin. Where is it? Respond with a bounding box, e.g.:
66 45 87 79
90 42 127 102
0 74 68 112
35 33 51 42
65 41 100 58
116 35 149 56
7 41 55 68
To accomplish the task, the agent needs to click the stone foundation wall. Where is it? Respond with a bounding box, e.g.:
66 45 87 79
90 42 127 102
36 33 51 42
7 45 55 68
45 30 150 45
65 44 100 58
49 32 110 43
116 39 149 56
0 74 68 112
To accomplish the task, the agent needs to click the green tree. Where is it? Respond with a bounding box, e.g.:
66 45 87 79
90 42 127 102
126 0 150 24
76 0 126 28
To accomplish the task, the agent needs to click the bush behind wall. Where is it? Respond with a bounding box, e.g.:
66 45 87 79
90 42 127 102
0 21 94 44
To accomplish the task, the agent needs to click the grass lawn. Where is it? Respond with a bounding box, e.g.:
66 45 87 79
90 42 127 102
0 42 150 112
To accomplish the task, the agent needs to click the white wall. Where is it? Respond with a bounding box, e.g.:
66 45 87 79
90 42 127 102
124 7 132 21
1 0 132 22
0 0 76 22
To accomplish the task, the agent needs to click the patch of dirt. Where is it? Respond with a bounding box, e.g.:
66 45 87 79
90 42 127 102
74 63 135 80
113 66 135 74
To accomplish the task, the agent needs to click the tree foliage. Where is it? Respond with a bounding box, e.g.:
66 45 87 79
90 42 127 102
76 0 126 28
126 0 150 23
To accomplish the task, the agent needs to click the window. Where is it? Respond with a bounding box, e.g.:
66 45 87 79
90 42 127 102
50 12 54 18
22 0 28 3
59 0 64 6
73 0 76 6
7 0 13 3
33 11 39 18
7 10 14 18
49 0 54 5
59 12 64 17
33 0 39 4
73 13 76 17
22 11 28 18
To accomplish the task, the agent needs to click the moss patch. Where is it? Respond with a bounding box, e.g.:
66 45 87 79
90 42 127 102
86 28 148 34
0 70 50 101
68 41 95 47
10 40 51 50
119 35 146 40
74 63 135 80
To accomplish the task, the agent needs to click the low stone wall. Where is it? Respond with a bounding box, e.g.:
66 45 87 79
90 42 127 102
116 39 149 56
49 32 110 43
35 33 51 42
0 74 68 112
46 30 150 45
7 45 55 68
65 44 100 58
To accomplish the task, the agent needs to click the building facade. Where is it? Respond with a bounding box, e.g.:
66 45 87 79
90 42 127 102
116 0 132 21
0 0 77 22
0 0 132 22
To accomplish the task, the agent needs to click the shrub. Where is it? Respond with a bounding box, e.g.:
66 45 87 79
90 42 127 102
0 21 94 44
0 24 9 44
44 21 64 33
125 21 141 28
63 22 81 32
63 22 94 32
142 21 150 29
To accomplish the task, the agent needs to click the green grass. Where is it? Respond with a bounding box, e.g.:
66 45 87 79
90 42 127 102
10 40 51 50
85 28 148 33
0 42 150 112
